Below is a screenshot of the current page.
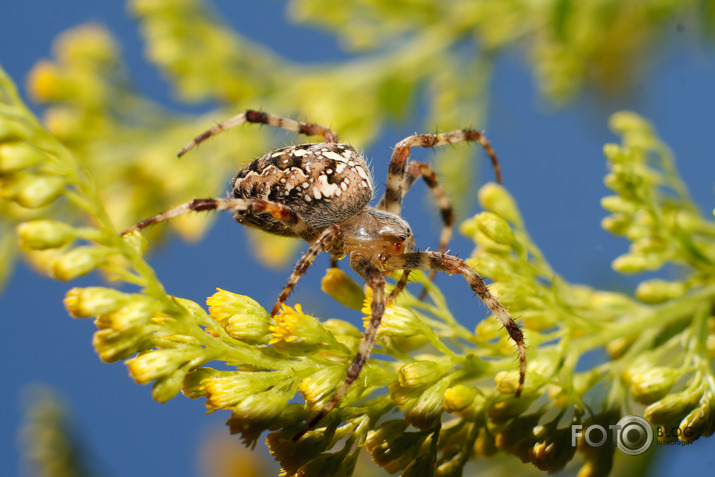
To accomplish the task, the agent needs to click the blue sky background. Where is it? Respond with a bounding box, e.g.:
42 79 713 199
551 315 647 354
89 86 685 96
2 2 715 476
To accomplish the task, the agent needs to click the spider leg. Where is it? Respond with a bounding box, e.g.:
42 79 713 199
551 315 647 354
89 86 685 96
271 226 343 315
121 198 318 241
379 160 454 299
387 271 410 305
384 251 525 397
178 110 338 157
381 129 502 216
294 254 385 440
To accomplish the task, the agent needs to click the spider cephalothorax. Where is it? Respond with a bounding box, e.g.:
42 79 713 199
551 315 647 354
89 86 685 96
123 110 525 438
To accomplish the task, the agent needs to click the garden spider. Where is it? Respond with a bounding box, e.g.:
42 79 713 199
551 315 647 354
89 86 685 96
122 110 525 438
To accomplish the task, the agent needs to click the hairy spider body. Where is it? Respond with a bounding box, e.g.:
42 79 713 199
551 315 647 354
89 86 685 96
123 110 525 440
232 143 373 239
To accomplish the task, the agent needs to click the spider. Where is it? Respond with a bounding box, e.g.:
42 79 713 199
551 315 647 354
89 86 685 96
122 110 525 438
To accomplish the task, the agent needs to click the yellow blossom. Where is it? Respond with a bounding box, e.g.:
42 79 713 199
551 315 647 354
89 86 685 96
269 304 334 349
361 292 424 337
27 60 63 101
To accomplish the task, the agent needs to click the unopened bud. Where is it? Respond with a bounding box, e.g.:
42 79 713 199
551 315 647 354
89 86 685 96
17 220 75 250
645 387 703 425
609 111 653 135
3 174 65 208
478 183 521 225
51 246 107 280
600 195 638 215
630 367 679 404
64 286 128 317
92 328 145 363
269 304 334 350
601 214 631 235
321 267 364 310
121 229 148 256
398 361 445 389
404 379 449 430
612 253 663 274
679 399 715 444
443 384 479 413
0 142 44 171
103 298 160 331
635 279 686 304
475 211 516 246
299 365 345 412
27 60 64 101
602 143 626 163
126 349 189 384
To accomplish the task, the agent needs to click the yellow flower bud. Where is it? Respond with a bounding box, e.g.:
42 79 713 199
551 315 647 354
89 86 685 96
229 402 306 448
233 391 291 422
404 379 449 430
64 286 128 318
519 309 557 331
55 23 118 66
398 361 445 389
609 111 653 135
478 183 521 225
443 384 479 413
475 211 516 246
17 220 75 250
600 195 638 215
644 387 703 426
679 399 715 444
103 298 160 331
269 304 335 350
467 254 513 280
51 246 107 280
475 316 501 341
606 336 634 359
27 60 64 101
361 295 424 338
321 268 365 310
92 328 145 363
299 366 345 412
630 367 679 404
601 214 631 235
120 229 147 256
43 107 83 140
2 174 65 208
611 253 662 274
0 142 45 172
495 370 522 395
152 370 185 403
635 279 686 304
201 371 290 411
126 349 188 384
206 289 271 343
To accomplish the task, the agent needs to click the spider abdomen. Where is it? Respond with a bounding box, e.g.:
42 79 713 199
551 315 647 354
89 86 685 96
232 143 374 235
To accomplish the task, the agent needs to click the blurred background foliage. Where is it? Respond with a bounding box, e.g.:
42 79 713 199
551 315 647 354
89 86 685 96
3 0 715 476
